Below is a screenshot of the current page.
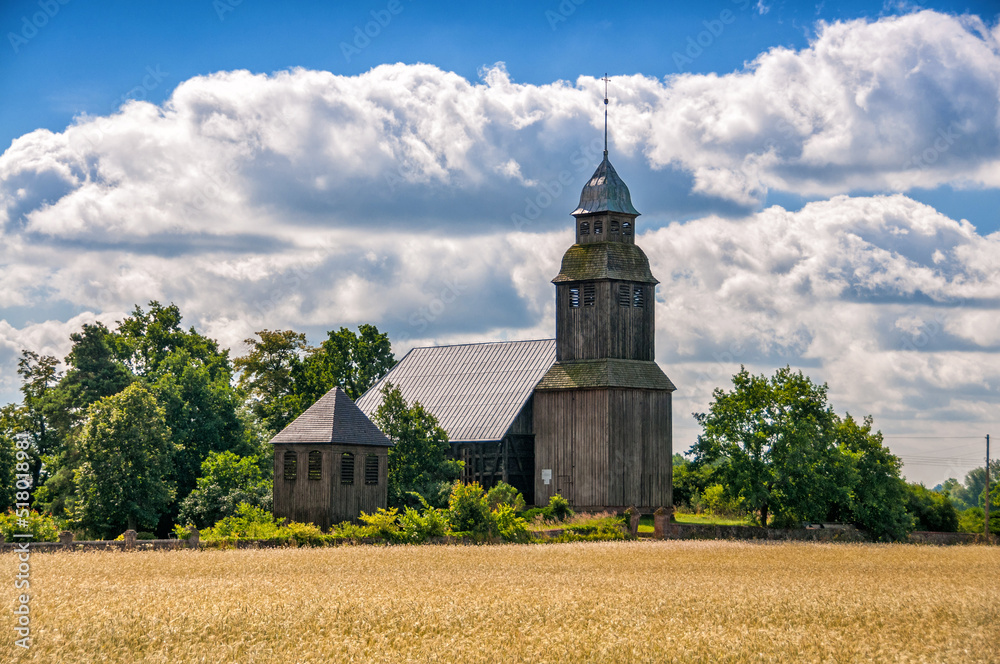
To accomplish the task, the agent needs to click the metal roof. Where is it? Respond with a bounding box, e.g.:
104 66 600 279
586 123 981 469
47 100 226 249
356 339 557 444
270 386 392 447
571 157 641 216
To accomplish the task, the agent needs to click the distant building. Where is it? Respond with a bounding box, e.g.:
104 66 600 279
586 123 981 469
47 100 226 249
270 387 391 529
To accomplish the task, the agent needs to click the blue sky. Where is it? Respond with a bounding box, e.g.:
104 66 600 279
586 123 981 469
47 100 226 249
1 0 998 485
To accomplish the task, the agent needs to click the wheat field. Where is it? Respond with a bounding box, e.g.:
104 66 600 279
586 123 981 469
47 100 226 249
2 541 998 663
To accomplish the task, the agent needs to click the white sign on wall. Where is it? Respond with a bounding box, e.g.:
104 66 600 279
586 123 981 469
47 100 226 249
541 469 552 485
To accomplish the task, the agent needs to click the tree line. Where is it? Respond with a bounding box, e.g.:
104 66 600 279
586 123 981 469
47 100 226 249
1 303 994 541
673 366 998 540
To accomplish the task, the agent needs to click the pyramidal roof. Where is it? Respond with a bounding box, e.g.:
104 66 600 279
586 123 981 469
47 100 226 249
571 157 640 216
269 386 391 447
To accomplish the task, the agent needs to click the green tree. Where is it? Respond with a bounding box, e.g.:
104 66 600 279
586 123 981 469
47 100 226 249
32 325 132 517
233 329 308 434
905 483 959 532
299 324 395 402
672 453 721 508
373 383 462 508
691 366 846 527
73 383 176 537
177 450 272 528
0 406 21 511
829 415 913 541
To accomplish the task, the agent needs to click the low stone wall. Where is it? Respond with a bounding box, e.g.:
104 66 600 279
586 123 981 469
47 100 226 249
650 522 870 543
908 531 995 545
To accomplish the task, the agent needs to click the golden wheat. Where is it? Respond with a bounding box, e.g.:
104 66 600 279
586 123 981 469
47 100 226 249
1 541 997 663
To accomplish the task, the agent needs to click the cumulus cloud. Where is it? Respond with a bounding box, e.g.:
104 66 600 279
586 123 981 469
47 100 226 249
0 9 998 484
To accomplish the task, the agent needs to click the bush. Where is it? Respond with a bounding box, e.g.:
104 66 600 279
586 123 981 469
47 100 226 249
136 531 156 540
398 493 448 542
486 482 526 512
0 510 60 542
702 484 741 516
547 494 574 521
359 508 403 542
448 482 493 536
957 507 1000 535
492 504 530 543
906 484 958 532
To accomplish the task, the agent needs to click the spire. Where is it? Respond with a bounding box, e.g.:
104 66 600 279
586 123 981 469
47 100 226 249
602 73 609 158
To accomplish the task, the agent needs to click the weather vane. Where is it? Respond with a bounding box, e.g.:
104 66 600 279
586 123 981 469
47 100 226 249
602 73 610 158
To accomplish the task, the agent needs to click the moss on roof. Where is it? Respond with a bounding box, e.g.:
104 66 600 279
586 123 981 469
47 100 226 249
535 359 676 391
552 242 659 284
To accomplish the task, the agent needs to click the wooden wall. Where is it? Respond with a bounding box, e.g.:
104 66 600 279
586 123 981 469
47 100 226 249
272 444 389 529
533 388 672 510
453 397 536 504
556 280 655 362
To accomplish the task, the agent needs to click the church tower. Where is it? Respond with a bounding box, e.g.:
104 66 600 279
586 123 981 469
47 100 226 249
532 91 675 510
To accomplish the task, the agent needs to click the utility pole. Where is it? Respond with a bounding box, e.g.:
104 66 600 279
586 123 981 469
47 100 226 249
986 434 990 540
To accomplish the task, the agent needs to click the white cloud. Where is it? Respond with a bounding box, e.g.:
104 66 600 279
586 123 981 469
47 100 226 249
0 10 998 486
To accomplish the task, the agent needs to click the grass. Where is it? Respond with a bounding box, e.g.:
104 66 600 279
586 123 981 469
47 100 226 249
637 512 749 532
2 541 998 663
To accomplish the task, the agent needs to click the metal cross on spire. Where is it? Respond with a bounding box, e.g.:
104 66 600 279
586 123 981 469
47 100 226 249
602 73 610 158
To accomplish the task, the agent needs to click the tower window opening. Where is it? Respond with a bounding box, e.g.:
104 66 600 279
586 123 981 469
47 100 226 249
583 283 595 306
308 450 322 480
365 455 379 485
622 221 632 236
580 221 590 235
340 452 355 485
283 451 297 480
618 284 630 307
594 220 603 234
569 287 581 308
633 285 645 308
610 220 619 234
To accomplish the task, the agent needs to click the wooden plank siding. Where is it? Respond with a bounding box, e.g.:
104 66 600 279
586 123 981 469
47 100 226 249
556 280 655 362
272 444 389 530
534 388 672 511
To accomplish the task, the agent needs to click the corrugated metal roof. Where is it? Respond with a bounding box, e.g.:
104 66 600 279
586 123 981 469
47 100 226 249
270 387 392 447
535 359 676 391
552 242 659 284
571 157 641 216
356 339 557 444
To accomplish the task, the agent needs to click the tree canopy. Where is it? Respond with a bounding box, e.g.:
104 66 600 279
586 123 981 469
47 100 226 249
73 382 176 536
691 366 913 539
373 383 462 508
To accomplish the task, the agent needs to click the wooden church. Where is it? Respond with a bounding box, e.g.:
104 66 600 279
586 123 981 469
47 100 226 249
272 105 675 519
356 142 676 512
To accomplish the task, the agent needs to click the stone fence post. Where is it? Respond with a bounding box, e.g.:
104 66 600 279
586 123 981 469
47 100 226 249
187 528 200 549
653 507 673 539
59 531 74 549
625 506 640 538
123 529 137 551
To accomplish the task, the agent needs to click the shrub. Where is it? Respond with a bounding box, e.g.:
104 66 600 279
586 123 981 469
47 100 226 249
957 507 1000 535
0 509 60 542
702 484 741 516
492 504 530 543
284 521 327 546
398 493 448 542
136 531 156 540
329 521 374 541
448 482 493 536
203 503 288 541
359 507 403 542
547 494 573 521
486 482 526 512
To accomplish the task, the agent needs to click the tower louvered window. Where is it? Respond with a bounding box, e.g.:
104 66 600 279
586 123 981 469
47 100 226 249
583 283 595 306
283 451 297 480
365 455 379 485
610 220 619 234
618 284 630 307
594 220 603 234
308 450 322 480
633 285 645 308
340 453 355 485
580 221 590 235
569 287 581 308
622 221 632 236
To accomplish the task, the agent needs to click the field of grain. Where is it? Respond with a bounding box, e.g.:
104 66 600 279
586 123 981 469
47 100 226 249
2 541 998 663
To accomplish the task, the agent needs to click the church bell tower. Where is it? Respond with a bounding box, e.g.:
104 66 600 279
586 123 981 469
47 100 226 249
532 80 675 510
